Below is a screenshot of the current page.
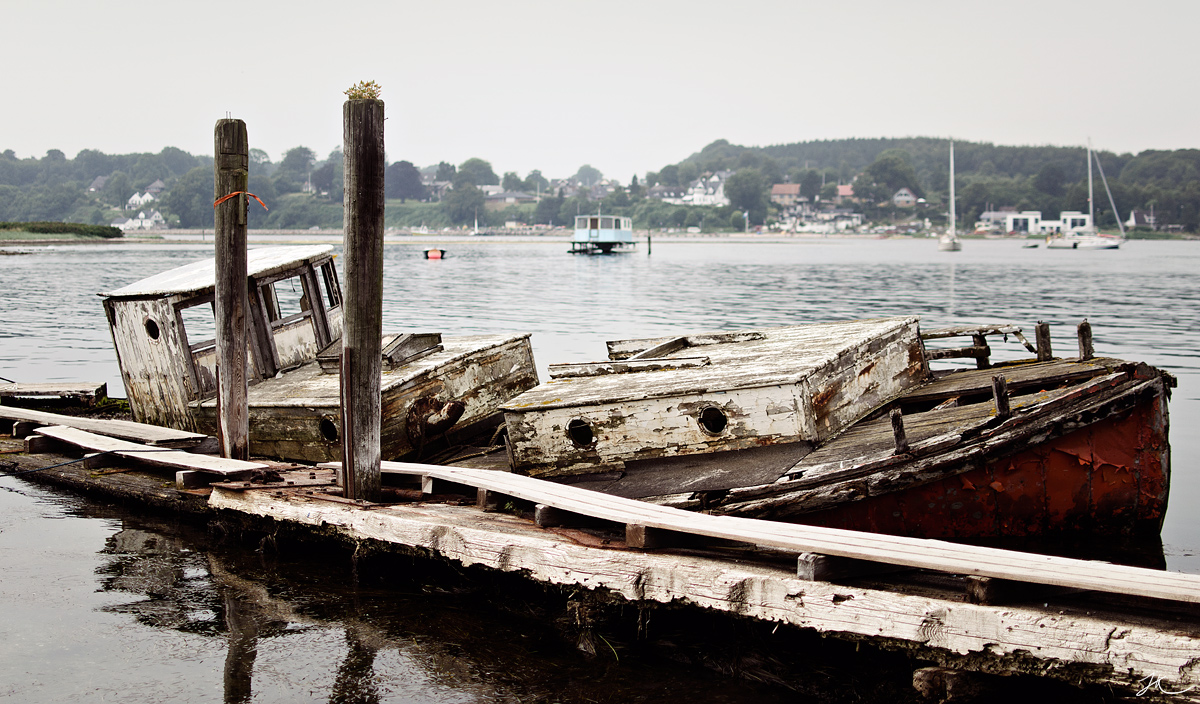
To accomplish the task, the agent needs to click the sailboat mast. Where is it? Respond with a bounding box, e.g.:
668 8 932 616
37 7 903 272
1087 139 1095 228
948 141 956 236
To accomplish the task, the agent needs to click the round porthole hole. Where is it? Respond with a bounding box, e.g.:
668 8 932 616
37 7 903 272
698 406 728 435
319 418 339 442
144 317 160 340
566 418 595 447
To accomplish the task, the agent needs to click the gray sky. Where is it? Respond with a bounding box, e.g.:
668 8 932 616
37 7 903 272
6 0 1196 182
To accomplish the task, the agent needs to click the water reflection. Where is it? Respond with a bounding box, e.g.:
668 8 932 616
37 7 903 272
86 508 822 704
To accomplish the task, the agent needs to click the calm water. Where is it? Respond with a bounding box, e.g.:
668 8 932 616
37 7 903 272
2 236 1199 701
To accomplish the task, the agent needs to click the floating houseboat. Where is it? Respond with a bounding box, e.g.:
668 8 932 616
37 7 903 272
101 245 539 463
500 317 1173 540
570 215 635 254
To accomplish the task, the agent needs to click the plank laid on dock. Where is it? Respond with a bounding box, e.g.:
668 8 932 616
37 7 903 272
0 382 106 404
33 426 265 476
361 461 1200 604
0 406 207 448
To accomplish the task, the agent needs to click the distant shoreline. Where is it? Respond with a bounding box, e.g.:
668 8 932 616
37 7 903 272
2 229 1194 247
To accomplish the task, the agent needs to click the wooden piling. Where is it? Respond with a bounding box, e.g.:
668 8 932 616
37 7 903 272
889 408 909 454
992 374 1010 418
341 98 386 501
1078 320 1094 360
213 119 249 461
1035 321 1053 361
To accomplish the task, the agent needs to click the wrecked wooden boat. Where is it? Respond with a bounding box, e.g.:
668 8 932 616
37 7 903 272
102 245 538 463
500 317 1173 540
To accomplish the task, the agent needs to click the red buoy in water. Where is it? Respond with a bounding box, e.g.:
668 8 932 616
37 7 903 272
424 248 444 260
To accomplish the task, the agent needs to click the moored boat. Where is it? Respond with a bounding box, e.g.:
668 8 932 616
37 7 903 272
937 141 962 252
570 214 635 254
1046 140 1127 250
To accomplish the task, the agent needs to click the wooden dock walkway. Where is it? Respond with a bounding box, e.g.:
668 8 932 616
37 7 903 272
361 461 1200 604
209 464 1200 699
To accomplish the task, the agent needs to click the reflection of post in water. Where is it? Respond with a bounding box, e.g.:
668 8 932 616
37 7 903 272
223 589 259 704
330 625 382 704
208 556 295 704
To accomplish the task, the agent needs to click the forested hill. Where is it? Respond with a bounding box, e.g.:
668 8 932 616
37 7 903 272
656 138 1200 231
671 137 1200 189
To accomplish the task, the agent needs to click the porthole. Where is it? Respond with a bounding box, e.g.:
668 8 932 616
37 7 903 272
698 406 728 435
144 317 160 340
319 418 339 442
566 418 595 447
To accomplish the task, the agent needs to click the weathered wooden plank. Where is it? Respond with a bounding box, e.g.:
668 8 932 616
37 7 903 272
0 406 207 447
210 488 1200 697
628 336 689 360
34 426 264 476
920 324 1023 340
547 356 710 379
899 358 1111 404
362 460 1200 604
606 331 767 359
382 333 443 367
0 382 106 404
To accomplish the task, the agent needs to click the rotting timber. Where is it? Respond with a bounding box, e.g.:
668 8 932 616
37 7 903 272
501 318 1174 542
99 245 539 464
2 383 1198 700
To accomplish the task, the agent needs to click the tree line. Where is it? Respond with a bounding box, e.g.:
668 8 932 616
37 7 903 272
3 137 1199 233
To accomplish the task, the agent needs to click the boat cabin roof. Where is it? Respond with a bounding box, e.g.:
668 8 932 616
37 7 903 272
504 317 920 410
102 245 335 299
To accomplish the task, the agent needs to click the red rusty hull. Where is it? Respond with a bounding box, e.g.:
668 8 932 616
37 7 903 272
797 393 1170 539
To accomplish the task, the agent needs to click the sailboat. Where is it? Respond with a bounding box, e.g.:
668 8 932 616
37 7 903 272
1046 140 1125 250
937 141 962 251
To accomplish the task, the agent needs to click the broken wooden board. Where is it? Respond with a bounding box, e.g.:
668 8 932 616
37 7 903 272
0 382 106 405
900 358 1113 405
503 318 927 476
0 406 207 448
333 460 1200 604
31 425 264 477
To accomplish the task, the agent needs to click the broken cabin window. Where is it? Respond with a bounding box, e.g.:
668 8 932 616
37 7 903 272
176 297 216 351
317 261 341 311
262 275 310 324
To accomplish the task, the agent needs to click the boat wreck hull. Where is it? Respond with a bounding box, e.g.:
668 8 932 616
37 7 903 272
193 334 539 463
794 393 1169 538
708 361 1172 540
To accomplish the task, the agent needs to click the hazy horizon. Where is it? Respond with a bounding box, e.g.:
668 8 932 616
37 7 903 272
5 0 1196 182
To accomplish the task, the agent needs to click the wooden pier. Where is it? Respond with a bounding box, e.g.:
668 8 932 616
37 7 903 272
196 459 1200 699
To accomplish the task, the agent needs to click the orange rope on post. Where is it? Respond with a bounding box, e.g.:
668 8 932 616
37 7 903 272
213 191 269 210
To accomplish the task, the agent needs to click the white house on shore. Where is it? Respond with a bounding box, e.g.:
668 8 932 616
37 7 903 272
1003 210 1092 234
125 191 156 210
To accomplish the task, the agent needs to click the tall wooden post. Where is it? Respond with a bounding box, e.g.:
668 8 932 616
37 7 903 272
341 99 385 501
214 119 249 460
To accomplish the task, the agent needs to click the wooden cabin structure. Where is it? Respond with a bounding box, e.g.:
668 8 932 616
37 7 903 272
500 318 1173 540
102 246 539 462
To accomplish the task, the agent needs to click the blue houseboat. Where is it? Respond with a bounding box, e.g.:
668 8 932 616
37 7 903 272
570 215 635 254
